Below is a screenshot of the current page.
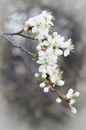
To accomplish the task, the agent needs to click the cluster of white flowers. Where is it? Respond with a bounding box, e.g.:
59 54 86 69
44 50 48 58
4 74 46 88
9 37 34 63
66 88 80 114
56 88 80 114
24 10 79 114
24 11 53 40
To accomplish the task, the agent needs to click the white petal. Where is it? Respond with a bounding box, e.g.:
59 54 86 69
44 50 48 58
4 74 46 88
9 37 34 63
39 65 46 73
65 39 71 47
36 59 45 64
56 49 63 56
40 16 45 23
43 40 49 46
47 35 52 43
50 75 56 83
66 88 74 99
47 65 56 74
64 49 70 57
38 51 45 57
26 18 36 26
57 36 64 44
32 27 38 33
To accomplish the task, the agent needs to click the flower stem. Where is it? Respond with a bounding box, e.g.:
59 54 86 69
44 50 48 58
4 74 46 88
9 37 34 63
13 44 36 58
17 34 36 40
1 33 36 59
3 29 24 35
3 29 36 40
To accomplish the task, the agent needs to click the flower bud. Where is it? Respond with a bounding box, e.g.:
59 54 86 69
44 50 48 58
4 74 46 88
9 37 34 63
34 73 39 78
36 45 41 50
69 99 76 105
39 82 45 88
74 92 80 97
58 80 64 86
42 73 47 79
71 106 77 114
43 87 49 93
56 97 62 103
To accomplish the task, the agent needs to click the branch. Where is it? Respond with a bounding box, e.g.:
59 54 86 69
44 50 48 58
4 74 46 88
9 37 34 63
1 34 36 59
12 44 36 58
17 33 36 40
1 29 36 40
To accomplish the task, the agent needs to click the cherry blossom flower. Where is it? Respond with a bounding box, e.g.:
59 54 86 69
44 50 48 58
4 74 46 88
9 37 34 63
24 11 54 40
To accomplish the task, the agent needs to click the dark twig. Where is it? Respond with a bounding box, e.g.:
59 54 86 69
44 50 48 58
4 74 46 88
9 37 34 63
2 29 36 40
1 34 36 59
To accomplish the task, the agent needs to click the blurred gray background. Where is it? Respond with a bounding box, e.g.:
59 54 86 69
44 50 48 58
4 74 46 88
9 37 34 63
0 0 86 130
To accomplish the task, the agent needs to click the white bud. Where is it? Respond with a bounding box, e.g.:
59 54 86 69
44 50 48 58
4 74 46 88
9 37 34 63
69 99 76 105
57 49 63 56
52 32 58 37
36 45 41 50
56 98 62 103
39 42 44 46
34 73 39 78
24 26 28 31
66 88 74 99
42 73 47 79
43 87 49 93
39 82 46 88
58 80 64 86
71 106 77 114
74 92 80 97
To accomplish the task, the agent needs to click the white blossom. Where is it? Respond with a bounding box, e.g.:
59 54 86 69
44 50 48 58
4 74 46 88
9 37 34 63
58 39 74 57
36 49 58 75
41 10 54 25
66 88 80 114
24 10 53 40
37 49 58 64
38 64 56 74
49 68 64 86
43 33 73 56
66 88 80 99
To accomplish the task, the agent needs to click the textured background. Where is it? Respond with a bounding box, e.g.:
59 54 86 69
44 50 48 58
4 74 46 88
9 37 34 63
0 0 86 130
